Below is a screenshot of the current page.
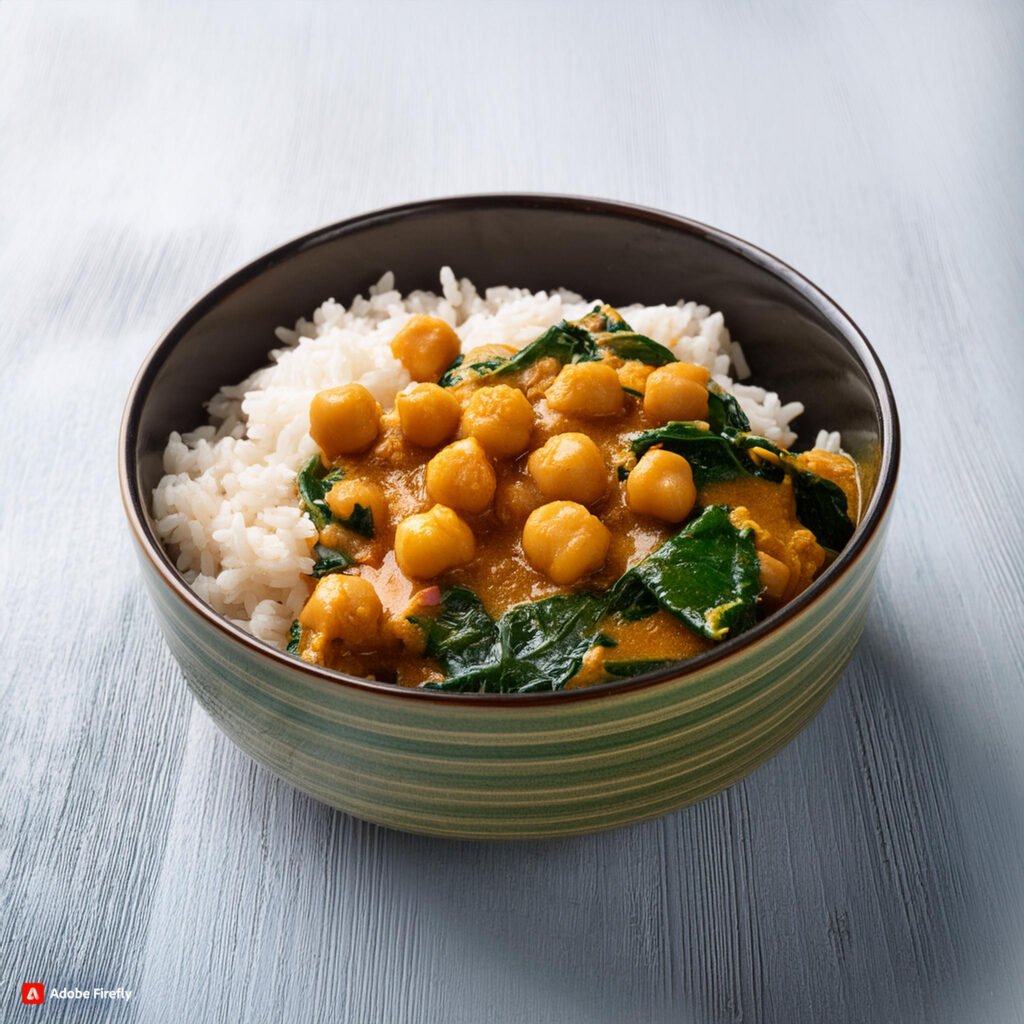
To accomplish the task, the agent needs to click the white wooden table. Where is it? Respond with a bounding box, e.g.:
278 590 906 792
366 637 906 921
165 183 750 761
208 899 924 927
3 2 1022 1021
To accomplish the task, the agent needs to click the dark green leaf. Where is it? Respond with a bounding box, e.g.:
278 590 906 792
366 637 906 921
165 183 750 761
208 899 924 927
411 588 503 692
792 471 854 551
729 433 787 483
415 588 613 693
311 543 355 578
497 593 610 693
706 381 751 432
491 321 598 378
296 455 345 530
603 572 659 622
611 505 761 641
336 502 375 539
604 313 633 333
598 332 677 366
287 620 302 654
578 304 676 365
440 304 675 389
296 454 370 549
436 354 465 387
437 354 509 388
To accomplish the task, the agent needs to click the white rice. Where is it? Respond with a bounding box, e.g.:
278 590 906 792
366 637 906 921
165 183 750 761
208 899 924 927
153 268 833 648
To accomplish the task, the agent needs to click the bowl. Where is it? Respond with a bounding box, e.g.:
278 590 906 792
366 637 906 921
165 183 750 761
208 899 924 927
119 194 899 840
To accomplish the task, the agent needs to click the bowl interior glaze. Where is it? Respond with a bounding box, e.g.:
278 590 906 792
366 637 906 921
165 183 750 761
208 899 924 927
124 194 897 698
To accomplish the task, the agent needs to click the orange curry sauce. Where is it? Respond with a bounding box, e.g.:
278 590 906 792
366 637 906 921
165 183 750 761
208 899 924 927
296 311 859 688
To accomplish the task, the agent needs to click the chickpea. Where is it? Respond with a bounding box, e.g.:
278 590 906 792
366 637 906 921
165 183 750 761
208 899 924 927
308 384 382 459
671 361 711 384
758 551 791 603
625 449 697 523
527 432 607 506
395 382 461 447
617 360 656 395
390 315 463 382
545 361 623 417
394 504 475 578
326 479 388 532
642 362 710 424
461 384 534 458
299 573 383 647
425 438 497 514
522 500 611 585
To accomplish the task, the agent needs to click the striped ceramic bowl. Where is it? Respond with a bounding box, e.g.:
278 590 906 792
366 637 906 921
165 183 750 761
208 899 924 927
120 195 899 840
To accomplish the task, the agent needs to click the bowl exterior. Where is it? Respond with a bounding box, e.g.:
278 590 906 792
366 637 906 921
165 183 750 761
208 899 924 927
132 511 890 840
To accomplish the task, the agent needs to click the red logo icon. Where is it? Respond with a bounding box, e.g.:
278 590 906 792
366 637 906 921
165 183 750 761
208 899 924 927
21 983 45 1005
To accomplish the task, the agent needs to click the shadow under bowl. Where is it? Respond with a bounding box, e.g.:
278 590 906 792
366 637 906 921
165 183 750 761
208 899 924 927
120 194 899 839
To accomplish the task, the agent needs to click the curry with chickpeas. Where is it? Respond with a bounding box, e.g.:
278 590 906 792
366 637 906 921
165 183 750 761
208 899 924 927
289 305 859 692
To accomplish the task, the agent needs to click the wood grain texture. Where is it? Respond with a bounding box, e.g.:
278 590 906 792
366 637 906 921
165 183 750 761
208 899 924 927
1 0 1022 1021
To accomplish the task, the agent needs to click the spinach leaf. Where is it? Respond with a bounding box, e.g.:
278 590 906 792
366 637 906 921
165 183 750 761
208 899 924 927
611 505 761 642
603 311 632 333
296 455 345 531
580 305 677 364
439 323 593 385
729 433 786 481
296 454 370 549
416 589 614 693
706 381 751 432
436 354 465 387
792 471 854 551
603 572 659 622
598 332 677 366
497 593 611 693
410 587 503 692
437 354 509 388
287 620 302 654
337 503 375 539
491 321 599 378
439 304 676 390
311 543 355 578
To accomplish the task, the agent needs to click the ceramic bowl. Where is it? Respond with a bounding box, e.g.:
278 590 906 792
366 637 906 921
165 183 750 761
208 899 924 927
119 194 899 839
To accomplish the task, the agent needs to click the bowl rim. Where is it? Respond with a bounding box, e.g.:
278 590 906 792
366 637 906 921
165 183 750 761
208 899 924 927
119 192 900 706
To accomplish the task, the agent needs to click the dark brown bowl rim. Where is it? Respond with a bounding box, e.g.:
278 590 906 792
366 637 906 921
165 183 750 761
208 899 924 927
119 193 900 706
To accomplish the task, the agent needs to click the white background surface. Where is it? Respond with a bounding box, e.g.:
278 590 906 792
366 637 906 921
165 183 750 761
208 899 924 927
2 2 1022 1022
